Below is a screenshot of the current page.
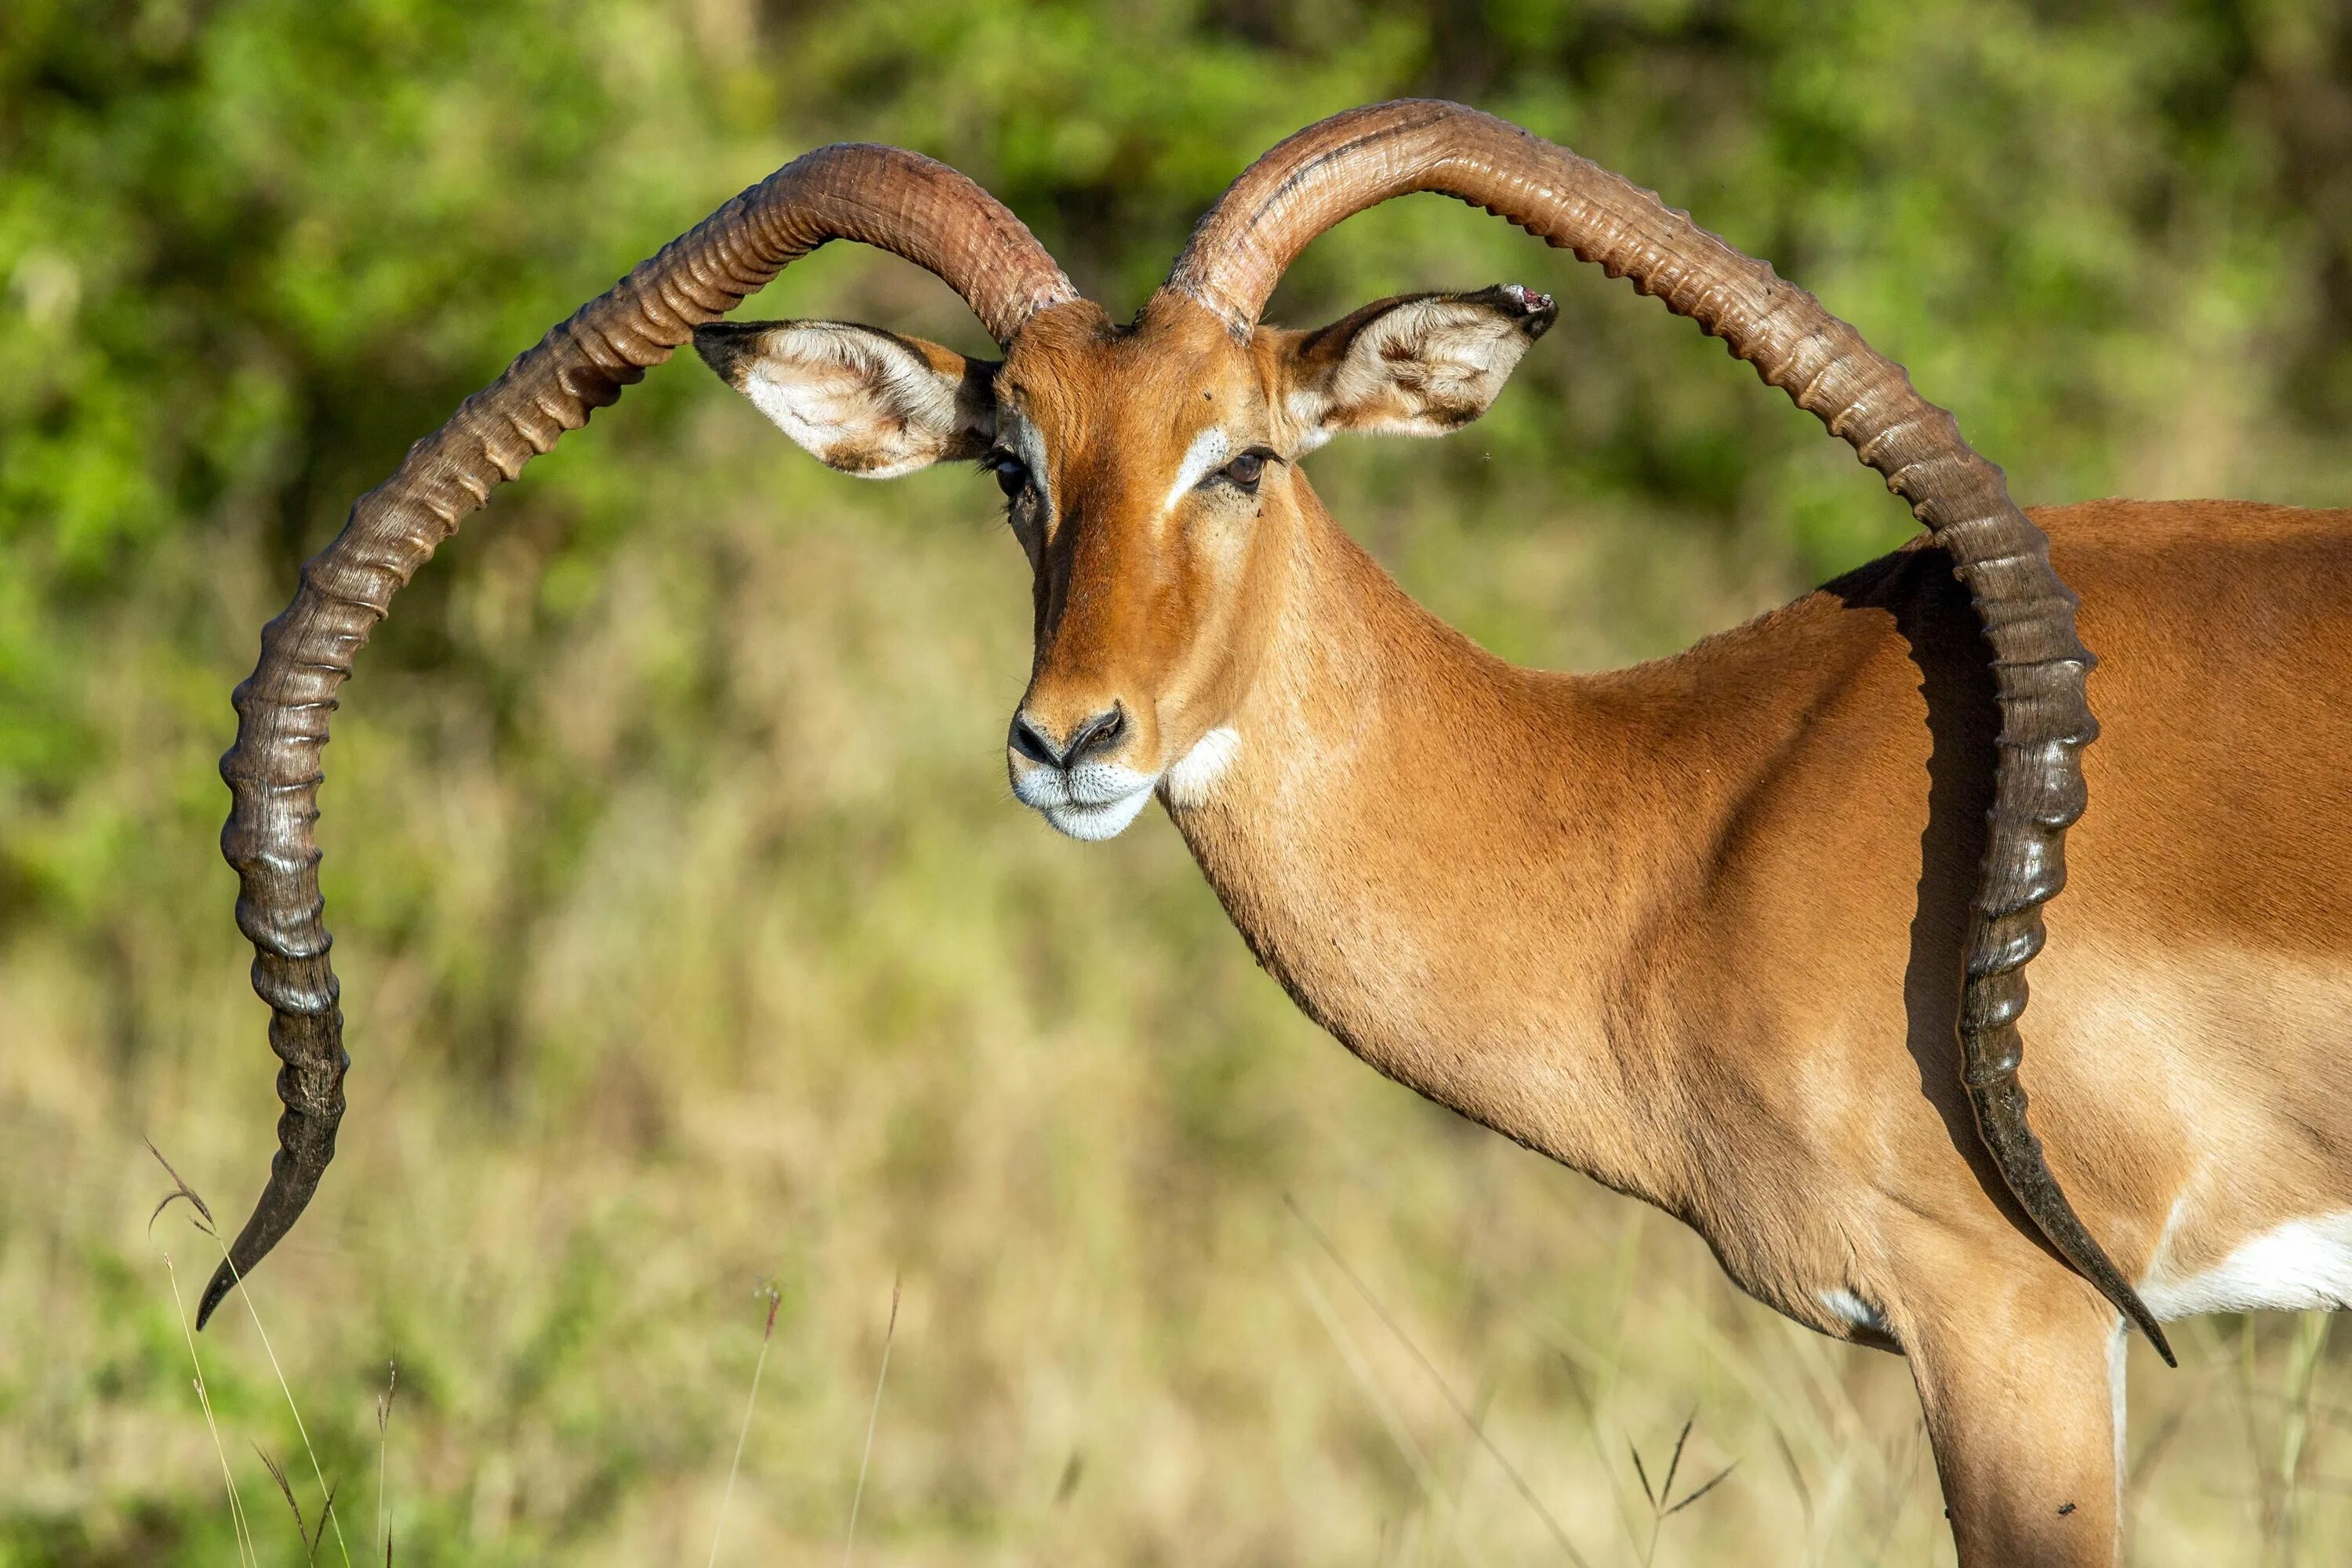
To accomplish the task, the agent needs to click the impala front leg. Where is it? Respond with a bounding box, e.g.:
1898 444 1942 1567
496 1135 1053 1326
1905 1279 2127 1567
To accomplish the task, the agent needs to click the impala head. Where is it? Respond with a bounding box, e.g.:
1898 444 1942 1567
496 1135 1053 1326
694 281 1554 838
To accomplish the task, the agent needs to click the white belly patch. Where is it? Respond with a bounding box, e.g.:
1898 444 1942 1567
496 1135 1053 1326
2141 1211 2352 1319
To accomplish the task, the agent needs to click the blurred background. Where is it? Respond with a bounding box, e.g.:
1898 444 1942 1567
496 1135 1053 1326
5 1 2351 1563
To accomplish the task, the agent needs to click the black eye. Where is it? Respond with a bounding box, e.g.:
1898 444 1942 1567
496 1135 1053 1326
1216 448 1272 494
985 450 1028 499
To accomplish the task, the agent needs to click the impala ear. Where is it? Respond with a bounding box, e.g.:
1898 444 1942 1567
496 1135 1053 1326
1280 284 1555 451
694 320 998 477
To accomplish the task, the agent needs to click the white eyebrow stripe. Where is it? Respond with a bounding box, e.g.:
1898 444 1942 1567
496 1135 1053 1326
1161 426 1232 516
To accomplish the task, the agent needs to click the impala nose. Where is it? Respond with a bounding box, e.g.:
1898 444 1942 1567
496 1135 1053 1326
1011 704 1127 768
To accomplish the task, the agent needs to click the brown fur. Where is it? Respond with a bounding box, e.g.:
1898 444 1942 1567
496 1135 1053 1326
1178 481 2349 1564
724 287 2352 1566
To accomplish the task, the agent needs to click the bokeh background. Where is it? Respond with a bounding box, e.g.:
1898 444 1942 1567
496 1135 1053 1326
5 1 2352 1563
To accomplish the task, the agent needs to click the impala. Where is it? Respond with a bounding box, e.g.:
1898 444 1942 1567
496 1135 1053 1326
201 102 2352 1565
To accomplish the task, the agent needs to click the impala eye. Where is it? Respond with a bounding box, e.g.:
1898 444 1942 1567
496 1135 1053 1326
1213 448 1276 495
984 450 1028 499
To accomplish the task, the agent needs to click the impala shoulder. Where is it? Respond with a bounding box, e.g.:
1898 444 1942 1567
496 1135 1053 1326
1592 542 1953 766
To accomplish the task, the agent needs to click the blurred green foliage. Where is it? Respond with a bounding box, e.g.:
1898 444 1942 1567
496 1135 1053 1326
4 2 2350 1563
6 0 2350 922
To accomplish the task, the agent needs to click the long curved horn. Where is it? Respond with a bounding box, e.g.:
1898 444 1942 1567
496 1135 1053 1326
201 144 1077 1329
1170 100 2172 1364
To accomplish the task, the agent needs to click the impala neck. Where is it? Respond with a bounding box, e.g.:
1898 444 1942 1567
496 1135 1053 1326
1163 479 1705 1206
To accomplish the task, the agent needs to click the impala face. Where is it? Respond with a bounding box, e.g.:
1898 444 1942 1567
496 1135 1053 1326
695 283 1555 839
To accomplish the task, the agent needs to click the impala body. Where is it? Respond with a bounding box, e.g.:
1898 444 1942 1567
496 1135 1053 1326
202 103 2352 1564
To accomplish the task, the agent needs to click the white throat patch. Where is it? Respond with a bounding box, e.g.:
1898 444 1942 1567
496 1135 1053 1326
1162 727 1242 808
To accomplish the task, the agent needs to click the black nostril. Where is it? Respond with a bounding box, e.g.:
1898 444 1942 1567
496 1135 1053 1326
1010 713 1062 768
1065 705 1126 764
1011 705 1127 768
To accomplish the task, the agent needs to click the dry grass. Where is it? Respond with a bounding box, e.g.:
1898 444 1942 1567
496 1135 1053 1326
4 417 2347 1564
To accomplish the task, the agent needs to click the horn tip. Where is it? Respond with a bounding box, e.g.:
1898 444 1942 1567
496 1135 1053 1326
194 1258 239 1330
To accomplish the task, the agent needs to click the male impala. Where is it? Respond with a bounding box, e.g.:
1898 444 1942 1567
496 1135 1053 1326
201 102 2351 1564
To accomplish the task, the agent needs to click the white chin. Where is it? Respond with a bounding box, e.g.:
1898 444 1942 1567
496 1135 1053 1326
1042 789 1154 841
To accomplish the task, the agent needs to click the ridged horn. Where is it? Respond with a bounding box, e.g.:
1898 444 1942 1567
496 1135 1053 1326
1168 99 2172 1364
201 143 1077 1329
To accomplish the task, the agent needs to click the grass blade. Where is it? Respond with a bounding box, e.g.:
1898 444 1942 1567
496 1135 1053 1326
1662 1462 1737 1519
843 1276 901 1568
375 1362 397 1564
255 1444 311 1554
162 1254 260 1568
1661 1415 1692 1501
706 1285 781 1567
146 1140 354 1567
1285 1196 1597 1568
